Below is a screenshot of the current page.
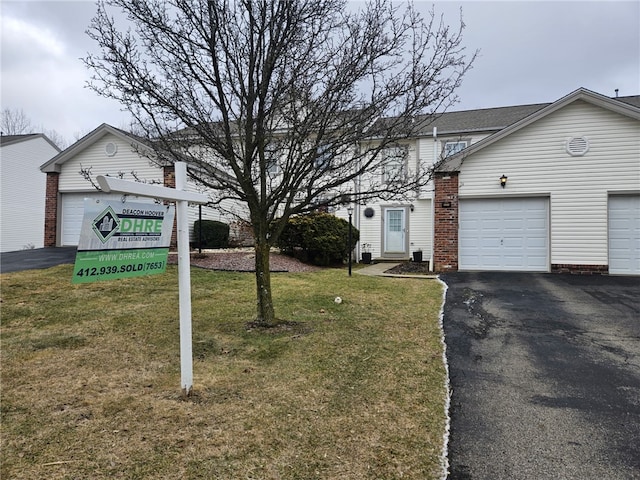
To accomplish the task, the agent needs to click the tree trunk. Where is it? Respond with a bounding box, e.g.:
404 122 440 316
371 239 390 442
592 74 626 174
254 237 275 326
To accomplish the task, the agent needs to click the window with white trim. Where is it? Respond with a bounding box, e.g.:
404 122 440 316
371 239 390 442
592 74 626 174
443 140 468 157
314 143 332 170
265 142 281 175
382 146 407 183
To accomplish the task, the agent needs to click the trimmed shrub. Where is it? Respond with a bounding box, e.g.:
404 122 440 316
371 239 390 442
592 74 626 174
193 220 230 248
277 212 360 266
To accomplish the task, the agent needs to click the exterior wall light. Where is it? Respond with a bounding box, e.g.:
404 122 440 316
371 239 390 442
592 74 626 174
500 175 508 188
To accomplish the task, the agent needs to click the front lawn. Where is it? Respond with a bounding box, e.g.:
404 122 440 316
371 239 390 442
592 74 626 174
1 265 446 479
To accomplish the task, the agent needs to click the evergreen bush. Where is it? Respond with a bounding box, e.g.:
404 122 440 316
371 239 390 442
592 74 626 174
193 219 230 248
278 212 359 266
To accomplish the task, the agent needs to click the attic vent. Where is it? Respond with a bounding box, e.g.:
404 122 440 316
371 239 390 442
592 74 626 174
105 142 118 157
566 137 589 156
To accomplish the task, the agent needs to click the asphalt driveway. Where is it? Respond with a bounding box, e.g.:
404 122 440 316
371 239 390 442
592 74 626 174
441 272 640 480
0 247 77 273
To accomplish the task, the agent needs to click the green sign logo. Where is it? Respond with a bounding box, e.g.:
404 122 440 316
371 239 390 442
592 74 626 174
91 206 120 243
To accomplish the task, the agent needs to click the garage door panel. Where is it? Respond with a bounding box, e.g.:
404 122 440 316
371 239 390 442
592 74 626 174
503 236 524 246
609 195 640 275
503 219 525 230
61 193 155 246
482 255 501 267
526 237 547 248
459 197 549 272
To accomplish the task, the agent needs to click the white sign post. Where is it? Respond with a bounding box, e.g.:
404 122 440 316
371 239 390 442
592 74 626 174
97 162 207 396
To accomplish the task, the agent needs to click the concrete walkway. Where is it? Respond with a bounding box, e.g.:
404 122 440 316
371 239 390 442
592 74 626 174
355 262 438 279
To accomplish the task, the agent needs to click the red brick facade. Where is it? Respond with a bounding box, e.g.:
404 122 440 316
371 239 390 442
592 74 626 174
44 172 59 247
433 172 459 272
163 165 175 189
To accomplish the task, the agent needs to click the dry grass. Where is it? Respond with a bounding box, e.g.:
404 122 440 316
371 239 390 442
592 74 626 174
1 265 446 479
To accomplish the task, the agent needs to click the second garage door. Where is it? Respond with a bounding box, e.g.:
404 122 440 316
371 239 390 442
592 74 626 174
609 195 640 275
459 197 549 271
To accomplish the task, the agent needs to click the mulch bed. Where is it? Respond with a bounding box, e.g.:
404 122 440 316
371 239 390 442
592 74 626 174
168 250 320 273
385 261 432 275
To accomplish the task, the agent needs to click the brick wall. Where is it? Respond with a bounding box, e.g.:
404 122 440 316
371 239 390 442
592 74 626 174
163 165 175 189
433 172 459 272
44 172 59 247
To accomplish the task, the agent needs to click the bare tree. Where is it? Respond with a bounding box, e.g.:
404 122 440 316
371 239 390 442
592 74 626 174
85 0 476 326
0 108 70 149
1 108 33 135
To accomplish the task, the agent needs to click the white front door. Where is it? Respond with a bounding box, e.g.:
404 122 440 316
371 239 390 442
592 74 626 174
384 207 407 254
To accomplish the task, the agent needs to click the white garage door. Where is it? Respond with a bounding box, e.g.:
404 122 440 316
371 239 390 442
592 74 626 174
459 197 549 271
609 195 640 275
61 193 154 246
61 193 112 246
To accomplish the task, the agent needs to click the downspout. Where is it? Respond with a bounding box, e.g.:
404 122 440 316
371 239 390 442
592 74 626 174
430 127 437 272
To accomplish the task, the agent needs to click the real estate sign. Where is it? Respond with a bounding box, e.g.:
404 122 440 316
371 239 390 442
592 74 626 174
72 199 175 284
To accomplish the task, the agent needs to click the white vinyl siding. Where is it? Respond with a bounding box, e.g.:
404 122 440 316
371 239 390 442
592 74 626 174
58 133 163 191
407 199 432 256
458 100 640 268
1 137 58 252
608 195 640 275
357 205 383 259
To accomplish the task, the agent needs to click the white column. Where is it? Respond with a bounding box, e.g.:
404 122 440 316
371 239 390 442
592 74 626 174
175 162 193 395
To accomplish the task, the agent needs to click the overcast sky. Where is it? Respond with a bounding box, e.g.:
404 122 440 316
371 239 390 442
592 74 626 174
1 0 639 146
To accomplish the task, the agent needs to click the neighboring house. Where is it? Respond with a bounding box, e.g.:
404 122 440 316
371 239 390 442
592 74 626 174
1 133 60 253
433 88 640 275
39 124 236 247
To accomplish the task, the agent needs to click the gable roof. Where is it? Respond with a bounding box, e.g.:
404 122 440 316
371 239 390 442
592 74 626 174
40 123 151 173
1 133 61 152
436 87 640 172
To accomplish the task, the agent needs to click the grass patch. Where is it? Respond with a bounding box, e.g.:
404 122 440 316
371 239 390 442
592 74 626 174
1 264 446 479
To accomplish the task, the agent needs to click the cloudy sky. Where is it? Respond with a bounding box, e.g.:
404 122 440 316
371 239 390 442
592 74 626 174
1 1 639 146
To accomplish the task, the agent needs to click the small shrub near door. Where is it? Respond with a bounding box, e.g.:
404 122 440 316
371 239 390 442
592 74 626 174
193 220 230 249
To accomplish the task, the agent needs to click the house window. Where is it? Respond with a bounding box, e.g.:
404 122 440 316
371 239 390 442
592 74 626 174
314 143 332 170
382 146 406 183
265 142 281 175
443 141 468 157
